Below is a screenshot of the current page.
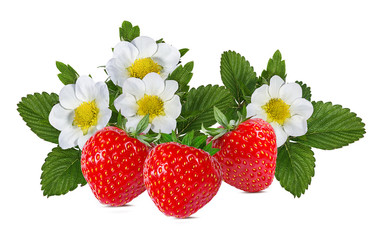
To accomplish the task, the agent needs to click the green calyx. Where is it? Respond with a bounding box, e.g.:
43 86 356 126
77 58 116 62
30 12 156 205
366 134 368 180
159 130 220 156
201 106 247 141
113 113 160 146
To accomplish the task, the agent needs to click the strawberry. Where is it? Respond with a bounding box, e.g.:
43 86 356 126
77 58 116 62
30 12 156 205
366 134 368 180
143 142 222 218
81 126 149 206
207 108 277 192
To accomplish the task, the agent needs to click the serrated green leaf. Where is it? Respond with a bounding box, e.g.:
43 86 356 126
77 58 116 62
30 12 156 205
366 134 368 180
177 85 233 134
119 21 140 41
260 50 286 84
128 26 140 41
220 51 258 104
56 61 79 85
296 81 311 101
168 61 194 98
119 21 132 39
41 147 86 197
179 48 189 57
17 92 60 144
275 142 315 198
294 101 365 150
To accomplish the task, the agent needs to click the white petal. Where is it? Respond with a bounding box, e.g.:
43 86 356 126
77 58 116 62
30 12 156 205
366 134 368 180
268 75 285 98
164 95 181 119
94 81 110 109
59 84 82 109
77 128 97 149
125 115 144 132
131 36 157 59
75 76 96 102
270 122 288 147
269 75 285 98
283 115 308 137
112 41 139 65
58 126 83 149
159 65 177 79
251 85 270 106
96 108 112 129
159 80 178 101
49 104 74 131
114 93 138 118
279 82 303 104
142 73 165 95
152 43 180 69
246 103 267 121
122 77 145 101
290 98 314 120
151 116 176 134
106 58 129 86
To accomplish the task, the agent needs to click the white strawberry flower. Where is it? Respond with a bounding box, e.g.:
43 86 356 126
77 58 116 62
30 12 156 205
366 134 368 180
49 76 112 149
114 72 181 133
246 75 313 147
106 36 180 86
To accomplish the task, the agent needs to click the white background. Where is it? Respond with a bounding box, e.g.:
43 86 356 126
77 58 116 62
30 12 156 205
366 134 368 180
1 0 384 239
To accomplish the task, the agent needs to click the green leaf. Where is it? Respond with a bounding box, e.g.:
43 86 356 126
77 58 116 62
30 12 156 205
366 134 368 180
296 81 311 101
179 48 189 57
220 51 258 104
202 142 220 156
137 133 161 146
294 101 366 150
191 135 208 149
119 21 140 41
213 106 229 127
275 142 315 198
17 92 60 144
160 133 173 143
201 125 227 139
128 26 140 40
177 85 233 134
239 104 247 122
156 38 165 43
56 61 79 85
135 114 150 134
168 61 194 98
41 147 87 197
260 50 286 84
171 131 179 143
116 110 123 128
181 131 194 146
106 80 121 123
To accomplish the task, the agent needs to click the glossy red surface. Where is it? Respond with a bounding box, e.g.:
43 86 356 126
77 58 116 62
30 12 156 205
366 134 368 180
81 127 149 206
212 118 277 192
143 142 222 218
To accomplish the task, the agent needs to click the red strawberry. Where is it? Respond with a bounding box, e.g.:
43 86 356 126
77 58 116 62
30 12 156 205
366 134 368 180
211 118 277 192
81 126 149 206
143 142 222 218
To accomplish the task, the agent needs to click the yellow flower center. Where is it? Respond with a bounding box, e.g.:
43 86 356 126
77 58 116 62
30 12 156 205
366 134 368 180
73 100 99 134
262 98 291 125
128 58 162 79
137 95 165 122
